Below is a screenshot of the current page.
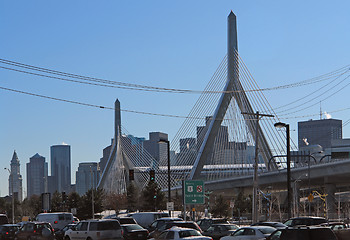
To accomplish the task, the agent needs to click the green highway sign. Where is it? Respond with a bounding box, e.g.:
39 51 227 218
184 180 204 204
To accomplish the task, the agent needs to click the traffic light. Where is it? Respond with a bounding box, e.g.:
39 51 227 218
154 188 157 199
129 169 134 181
150 170 155 182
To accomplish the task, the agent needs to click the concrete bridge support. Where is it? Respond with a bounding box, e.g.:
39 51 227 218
325 183 337 219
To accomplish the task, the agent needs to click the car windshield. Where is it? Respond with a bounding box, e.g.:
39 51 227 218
179 229 201 237
97 221 120 230
124 224 143 230
224 225 238 230
258 227 276 234
118 218 135 224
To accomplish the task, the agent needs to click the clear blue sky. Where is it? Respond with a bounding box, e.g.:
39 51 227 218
1 1 350 197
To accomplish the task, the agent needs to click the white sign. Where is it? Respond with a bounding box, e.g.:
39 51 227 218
167 202 174 211
188 186 193 192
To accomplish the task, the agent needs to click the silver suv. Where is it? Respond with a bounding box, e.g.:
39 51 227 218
65 219 122 240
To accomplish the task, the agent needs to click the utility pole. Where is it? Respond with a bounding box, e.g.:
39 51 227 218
242 111 274 223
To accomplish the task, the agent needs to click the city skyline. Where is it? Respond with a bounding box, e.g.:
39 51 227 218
2 1 350 197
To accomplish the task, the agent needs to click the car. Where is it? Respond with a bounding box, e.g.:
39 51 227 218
320 221 348 230
14 222 55 240
203 223 239 240
196 219 229 231
127 212 170 229
0 224 20 240
0 214 9 225
54 224 76 240
267 226 338 240
220 226 276 240
121 224 149 240
283 216 327 227
251 222 287 229
149 221 201 239
155 227 212 240
64 219 122 240
36 212 74 231
148 217 183 232
110 217 138 225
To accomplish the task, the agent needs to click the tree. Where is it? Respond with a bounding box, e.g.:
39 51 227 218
141 181 166 211
126 183 138 212
77 188 105 220
233 192 252 217
211 195 230 218
21 195 42 219
66 192 81 214
51 191 63 212
104 193 127 215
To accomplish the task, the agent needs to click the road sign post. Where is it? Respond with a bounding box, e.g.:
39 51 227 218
184 180 204 205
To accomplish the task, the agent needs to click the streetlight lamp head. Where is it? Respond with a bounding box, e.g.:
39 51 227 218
274 122 287 128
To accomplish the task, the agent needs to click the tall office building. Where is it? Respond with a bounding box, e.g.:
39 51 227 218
27 153 48 198
8 151 23 201
298 119 342 149
143 132 169 166
50 144 71 193
76 162 100 196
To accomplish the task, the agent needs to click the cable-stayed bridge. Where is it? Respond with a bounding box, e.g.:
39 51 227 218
96 11 288 193
96 12 350 215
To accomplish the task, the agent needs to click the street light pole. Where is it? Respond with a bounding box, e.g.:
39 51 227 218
242 111 274 223
5 168 14 223
90 167 95 219
274 122 292 219
158 139 171 216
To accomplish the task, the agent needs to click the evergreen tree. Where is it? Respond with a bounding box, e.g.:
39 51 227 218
233 192 252 217
211 195 230 218
51 191 63 212
66 192 81 214
126 183 137 212
78 188 105 220
141 181 166 211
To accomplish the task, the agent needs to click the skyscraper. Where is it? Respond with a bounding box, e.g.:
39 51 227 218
27 153 48 198
298 119 342 150
143 132 169 166
76 162 100 196
8 151 23 201
50 144 71 194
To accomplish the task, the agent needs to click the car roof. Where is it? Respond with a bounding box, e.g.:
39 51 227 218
157 217 182 221
243 226 276 230
211 223 236 225
169 226 199 232
289 216 326 220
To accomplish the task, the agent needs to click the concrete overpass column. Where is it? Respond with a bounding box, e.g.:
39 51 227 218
325 183 336 219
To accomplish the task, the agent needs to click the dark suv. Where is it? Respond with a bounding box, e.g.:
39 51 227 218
267 226 337 240
15 222 54 240
0 224 20 240
196 218 229 231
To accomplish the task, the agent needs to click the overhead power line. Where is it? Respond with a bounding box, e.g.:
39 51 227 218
0 58 349 94
2 85 342 121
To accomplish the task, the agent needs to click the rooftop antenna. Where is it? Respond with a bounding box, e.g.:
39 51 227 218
320 101 322 120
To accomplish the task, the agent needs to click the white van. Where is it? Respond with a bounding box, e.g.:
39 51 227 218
36 212 73 230
127 212 169 229
65 219 122 240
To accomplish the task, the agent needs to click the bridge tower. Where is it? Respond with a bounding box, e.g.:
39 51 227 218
189 11 276 180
